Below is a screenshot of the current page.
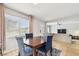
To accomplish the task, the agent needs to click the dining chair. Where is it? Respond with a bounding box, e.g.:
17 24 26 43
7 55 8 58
37 36 53 56
43 33 52 42
16 37 32 56
25 33 33 39
25 33 33 47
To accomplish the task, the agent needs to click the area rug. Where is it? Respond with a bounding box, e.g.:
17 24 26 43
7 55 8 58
38 48 61 56
52 48 61 56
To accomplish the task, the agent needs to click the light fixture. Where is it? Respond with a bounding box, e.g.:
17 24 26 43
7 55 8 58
57 21 62 25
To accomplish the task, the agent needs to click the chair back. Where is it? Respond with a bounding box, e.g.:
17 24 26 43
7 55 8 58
43 33 52 42
25 33 33 39
16 37 25 56
46 36 53 51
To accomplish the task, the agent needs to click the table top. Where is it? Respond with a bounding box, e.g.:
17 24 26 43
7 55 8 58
24 37 46 48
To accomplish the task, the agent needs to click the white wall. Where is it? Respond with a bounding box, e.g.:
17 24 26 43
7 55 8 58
47 18 79 36
33 17 46 37
46 17 79 43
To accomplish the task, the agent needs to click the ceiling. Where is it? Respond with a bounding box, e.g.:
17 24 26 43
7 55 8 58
4 3 79 21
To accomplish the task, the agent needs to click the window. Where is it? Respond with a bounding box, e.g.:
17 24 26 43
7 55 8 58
19 18 29 36
5 14 29 50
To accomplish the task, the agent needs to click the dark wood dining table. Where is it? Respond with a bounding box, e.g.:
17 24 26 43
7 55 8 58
24 37 46 56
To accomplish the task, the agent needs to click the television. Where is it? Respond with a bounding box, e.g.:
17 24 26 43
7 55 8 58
57 29 66 34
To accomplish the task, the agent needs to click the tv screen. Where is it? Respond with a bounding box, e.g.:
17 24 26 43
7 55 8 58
57 29 66 34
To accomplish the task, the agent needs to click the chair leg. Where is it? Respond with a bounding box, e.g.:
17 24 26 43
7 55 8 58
0 51 3 56
50 48 52 56
0 48 3 56
18 52 20 56
45 52 47 56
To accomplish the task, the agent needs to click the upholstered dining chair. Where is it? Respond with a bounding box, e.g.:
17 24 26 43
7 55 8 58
16 37 32 56
43 33 52 42
25 33 33 39
37 36 53 56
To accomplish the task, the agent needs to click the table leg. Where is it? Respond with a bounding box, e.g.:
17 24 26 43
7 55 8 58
32 48 36 56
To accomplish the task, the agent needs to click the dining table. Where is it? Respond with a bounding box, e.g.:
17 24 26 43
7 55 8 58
24 37 46 56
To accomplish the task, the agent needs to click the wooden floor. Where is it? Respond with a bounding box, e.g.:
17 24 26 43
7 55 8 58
2 39 79 56
53 40 79 56
3 49 18 56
